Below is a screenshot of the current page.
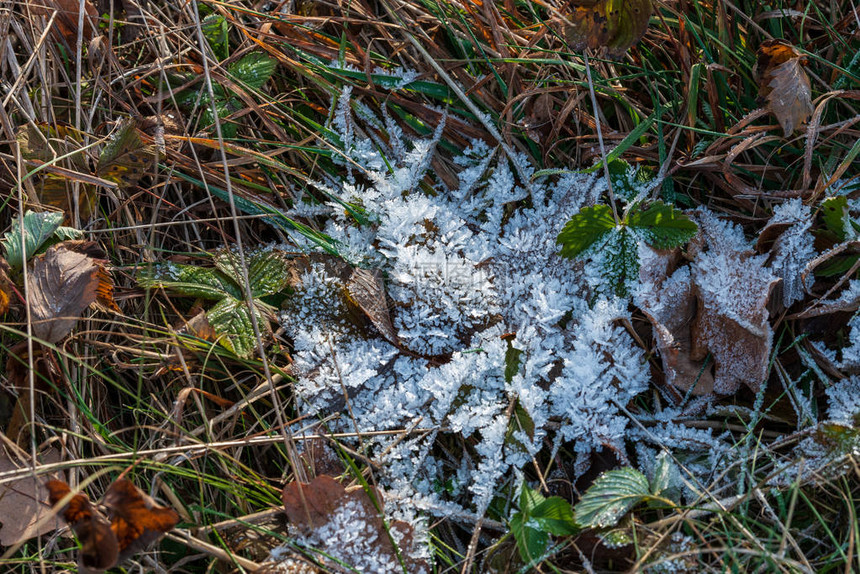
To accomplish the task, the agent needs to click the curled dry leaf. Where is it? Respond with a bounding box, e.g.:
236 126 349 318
29 0 99 46
45 479 179 574
28 241 118 344
281 475 428 572
346 268 401 345
756 39 814 136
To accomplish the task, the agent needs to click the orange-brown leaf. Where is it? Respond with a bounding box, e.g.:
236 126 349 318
563 0 652 56
756 40 813 136
102 479 180 561
28 243 105 343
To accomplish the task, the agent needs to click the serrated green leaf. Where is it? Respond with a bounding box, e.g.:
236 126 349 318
248 249 296 297
574 468 650 529
607 159 652 202
54 226 84 241
2 211 64 270
601 227 640 298
626 201 697 250
519 482 546 511
557 204 616 259
228 52 276 91
206 296 264 358
202 14 229 61
599 528 634 548
510 511 549 563
200 100 238 139
529 497 579 536
138 264 242 299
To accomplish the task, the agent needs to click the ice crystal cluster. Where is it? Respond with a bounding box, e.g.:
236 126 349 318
277 84 849 548
280 86 656 520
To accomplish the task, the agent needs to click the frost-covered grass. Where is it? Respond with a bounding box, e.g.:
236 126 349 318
0 0 858 573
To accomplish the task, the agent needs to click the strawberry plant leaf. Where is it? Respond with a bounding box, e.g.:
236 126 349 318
205 296 264 358
2 211 65 270
202 13 229 61
574 468 649 529
601 227 640 298
557 204 616 259
228 52 277 91
626 201 697 250
138 264 243 299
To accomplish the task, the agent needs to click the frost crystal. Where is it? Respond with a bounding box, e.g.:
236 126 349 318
280 88 655 533
765 200 817 306
827 376 860 423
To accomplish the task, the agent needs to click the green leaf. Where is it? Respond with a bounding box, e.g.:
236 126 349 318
2 211 64 270
519 481 546 511
626 201 698 250
138 264 242 299
511 483 578 564
248 250 296 297
607 159 651 202
202 13 229 61
649 452 673 497
574 468 650 529
510 511 549 563
504 340 523 383
601 227 640 298
557 204 616 259
821 196 850 241
228 52 276 91
529 497 579 536
206 296 264 358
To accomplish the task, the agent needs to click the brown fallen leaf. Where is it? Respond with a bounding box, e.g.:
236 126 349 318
638 249 715 395
689 213 780 394
346 268 400 345
29 0 99 46
756 39 814 136
28 241 116 343
281 475 428 572
0 446 62 547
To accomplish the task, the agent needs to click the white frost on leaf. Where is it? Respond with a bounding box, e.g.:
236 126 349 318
765 199 817 307
826 376 860 423
690 209 779 394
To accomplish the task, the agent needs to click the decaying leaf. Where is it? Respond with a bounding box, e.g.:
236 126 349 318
28 0 99 46
96 119 157 190
0 446 62 546
756 40 814 136
638 211 778 395
638 249 714 395
689 213 779 394
28 241 116 343
562 0 652 56
281 475 427 572
346 268 400 345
